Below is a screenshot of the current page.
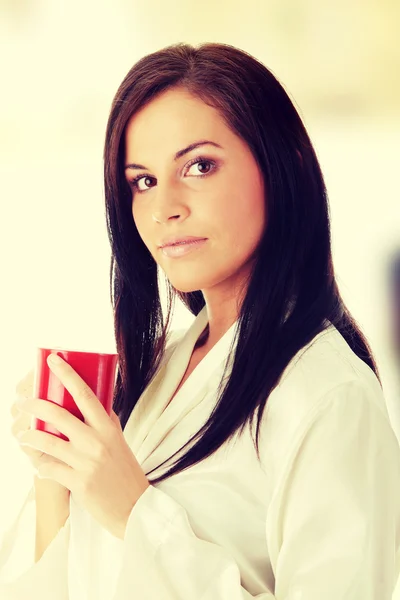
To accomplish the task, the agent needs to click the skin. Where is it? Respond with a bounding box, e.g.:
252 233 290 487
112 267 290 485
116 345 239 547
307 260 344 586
15 90 269 536
14 91 268 538
124 87 266 348
18 355 150 540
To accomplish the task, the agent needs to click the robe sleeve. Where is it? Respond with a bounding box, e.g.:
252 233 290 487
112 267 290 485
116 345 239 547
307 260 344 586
269 379 400 599
0 483 70 599
111 378 400 600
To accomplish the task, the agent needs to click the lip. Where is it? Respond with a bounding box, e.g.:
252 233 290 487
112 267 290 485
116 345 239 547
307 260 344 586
161 238 208 258
159 236 208 248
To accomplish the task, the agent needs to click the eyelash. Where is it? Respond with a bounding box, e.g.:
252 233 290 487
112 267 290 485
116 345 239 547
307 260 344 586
127 156 217 194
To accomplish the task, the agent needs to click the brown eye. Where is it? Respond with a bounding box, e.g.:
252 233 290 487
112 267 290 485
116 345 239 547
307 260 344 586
187 160 212 175
128 156 217 195
129 175 155 193
185 157 217 178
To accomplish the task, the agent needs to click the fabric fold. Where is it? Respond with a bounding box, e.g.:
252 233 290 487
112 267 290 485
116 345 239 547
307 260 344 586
108 378 400 600
1 309 400 599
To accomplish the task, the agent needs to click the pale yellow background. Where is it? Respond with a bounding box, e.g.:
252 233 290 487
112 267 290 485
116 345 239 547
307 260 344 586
0 0 399 589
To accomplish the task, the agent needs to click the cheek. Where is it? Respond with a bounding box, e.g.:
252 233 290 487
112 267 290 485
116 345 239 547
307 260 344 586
221 188 265 251
132 200 147 231
132 204 151 247
131 201 140 226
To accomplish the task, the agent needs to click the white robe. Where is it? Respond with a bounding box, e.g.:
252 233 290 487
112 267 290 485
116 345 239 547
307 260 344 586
1 304 400 599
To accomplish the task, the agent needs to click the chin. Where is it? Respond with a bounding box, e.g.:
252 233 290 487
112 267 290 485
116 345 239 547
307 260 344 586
170 282 203 294
166 268 232 295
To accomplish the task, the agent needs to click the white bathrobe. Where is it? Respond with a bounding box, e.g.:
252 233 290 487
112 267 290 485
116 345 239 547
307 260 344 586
1 305 400 599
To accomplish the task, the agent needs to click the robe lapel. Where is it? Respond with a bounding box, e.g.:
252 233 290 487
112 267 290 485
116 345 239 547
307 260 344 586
123 306 239 478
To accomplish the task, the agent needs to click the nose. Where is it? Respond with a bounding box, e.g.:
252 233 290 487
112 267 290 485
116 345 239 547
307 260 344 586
152 211 182 224
151 188 191 224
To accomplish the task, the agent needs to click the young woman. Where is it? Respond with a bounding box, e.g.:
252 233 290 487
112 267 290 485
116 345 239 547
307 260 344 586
1 42 400 600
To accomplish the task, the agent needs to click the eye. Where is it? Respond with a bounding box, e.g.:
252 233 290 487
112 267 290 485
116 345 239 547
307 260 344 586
185 156 215 176
127 156 217 195
129 174 156 194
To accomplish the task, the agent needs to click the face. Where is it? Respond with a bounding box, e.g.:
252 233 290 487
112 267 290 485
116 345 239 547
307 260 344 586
124 87 266 302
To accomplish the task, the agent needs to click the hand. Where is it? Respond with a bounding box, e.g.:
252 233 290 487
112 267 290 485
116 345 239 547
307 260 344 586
17 354 150 539
11 368 70 489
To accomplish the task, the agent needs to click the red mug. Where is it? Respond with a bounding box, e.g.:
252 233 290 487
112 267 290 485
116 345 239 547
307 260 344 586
32 347 119 442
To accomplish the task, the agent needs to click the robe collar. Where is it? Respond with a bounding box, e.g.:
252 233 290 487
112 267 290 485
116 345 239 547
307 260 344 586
124 305 239 478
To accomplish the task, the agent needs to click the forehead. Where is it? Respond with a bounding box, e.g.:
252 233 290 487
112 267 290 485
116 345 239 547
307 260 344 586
124 89 227 153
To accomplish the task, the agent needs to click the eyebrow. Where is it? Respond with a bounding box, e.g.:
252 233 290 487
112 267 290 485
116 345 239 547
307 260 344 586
124 140 223 171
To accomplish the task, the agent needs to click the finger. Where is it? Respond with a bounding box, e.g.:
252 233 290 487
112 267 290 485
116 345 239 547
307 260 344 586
10 395 31 419
10 413 31 438
20 444 45 462
15 368 35 397
19 429 80 470
37 459 74 490
10 403 20 420
19 399 96 453
46 355 110 433
20 445 66 468
26 451 67 476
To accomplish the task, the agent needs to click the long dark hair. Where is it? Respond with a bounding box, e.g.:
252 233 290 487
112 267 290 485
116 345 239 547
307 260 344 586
103 42 380 485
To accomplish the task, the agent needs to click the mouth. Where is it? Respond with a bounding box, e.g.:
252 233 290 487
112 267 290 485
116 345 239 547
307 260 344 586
160 238 208 258
159 236 208 249
163 238 207 247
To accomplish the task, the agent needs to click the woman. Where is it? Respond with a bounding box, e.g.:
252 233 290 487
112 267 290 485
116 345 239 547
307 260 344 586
1 41 400 599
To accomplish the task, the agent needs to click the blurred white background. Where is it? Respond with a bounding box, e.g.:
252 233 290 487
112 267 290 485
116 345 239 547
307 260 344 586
0 0 399 589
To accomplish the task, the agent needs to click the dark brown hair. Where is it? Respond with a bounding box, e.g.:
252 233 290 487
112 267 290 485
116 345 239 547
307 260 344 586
103 42 380 485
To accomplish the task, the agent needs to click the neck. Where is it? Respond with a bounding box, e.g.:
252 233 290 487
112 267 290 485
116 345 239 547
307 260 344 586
194 324 210 349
